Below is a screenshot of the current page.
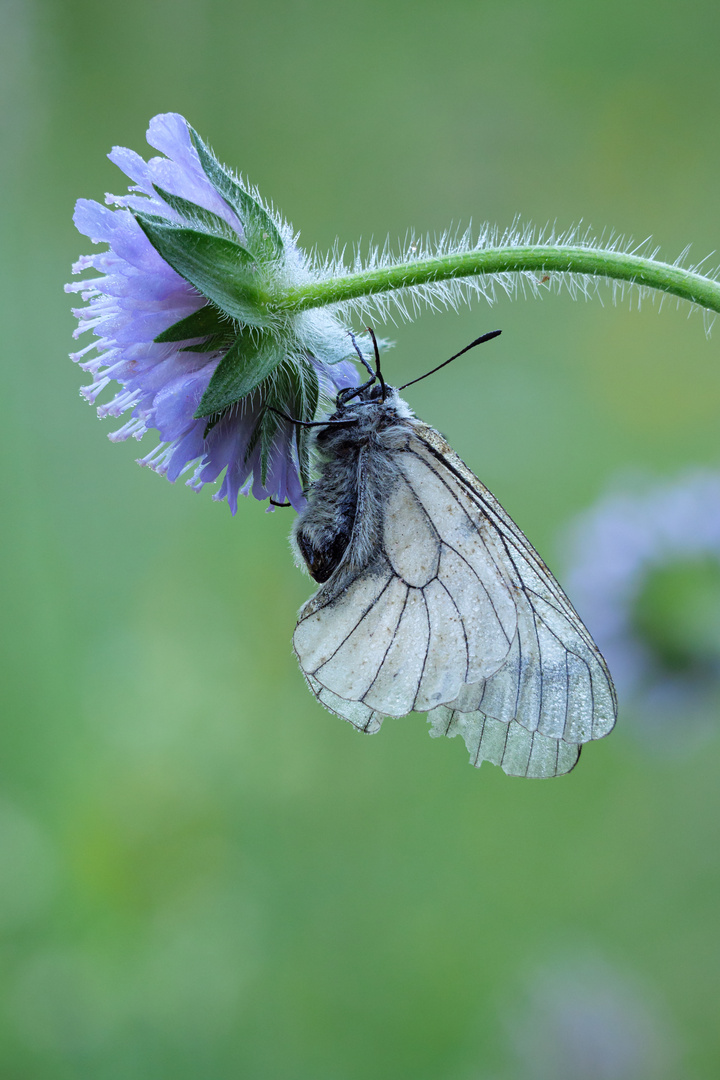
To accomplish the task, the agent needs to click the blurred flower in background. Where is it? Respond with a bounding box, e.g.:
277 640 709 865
563 469 720 749
491 955 677 1080
65 113 359 512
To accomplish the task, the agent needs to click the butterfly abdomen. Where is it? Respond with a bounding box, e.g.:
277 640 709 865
292 407 410 585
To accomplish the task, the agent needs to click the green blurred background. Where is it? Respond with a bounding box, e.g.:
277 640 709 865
2 0 720 1076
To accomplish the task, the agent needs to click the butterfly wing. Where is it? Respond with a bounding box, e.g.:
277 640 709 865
293 448 519 724
293 420 617 777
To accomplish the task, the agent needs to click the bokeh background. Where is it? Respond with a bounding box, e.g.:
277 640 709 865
2 1 720 1076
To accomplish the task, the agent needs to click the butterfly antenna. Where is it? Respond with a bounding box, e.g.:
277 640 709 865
348 330 375 379
268 405 358 429
397 330 502 391
366 326 387 400
337 330 382 407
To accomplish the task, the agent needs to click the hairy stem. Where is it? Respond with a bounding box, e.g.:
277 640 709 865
280 245 720 315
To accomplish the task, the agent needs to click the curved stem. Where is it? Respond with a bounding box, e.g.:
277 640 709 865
281 245 720 315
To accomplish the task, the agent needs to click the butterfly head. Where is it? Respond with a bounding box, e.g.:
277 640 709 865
323 382 413 429
335 379 390 409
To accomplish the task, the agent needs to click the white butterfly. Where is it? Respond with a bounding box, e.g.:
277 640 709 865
290 332 617 777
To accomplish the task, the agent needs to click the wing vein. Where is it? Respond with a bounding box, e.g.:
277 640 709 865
412 591 433 712
360 587 410 703
531 608 544 731
311 575 394 676
438 578 470 682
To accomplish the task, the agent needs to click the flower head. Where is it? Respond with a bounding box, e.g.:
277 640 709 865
564 469 720 747
66 113 360 512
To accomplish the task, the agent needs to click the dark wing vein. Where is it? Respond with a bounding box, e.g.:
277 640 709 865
412 592 433 712
360 587 410 703
437 578 470 681
309 574 394 675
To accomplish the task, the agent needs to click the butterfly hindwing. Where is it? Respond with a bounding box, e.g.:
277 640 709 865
428 707 582 778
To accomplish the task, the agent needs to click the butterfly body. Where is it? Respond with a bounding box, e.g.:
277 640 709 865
292 383 617 777
293 388 415 585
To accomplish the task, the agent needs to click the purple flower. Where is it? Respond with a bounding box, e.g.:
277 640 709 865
66 113 359 513
563 469 720 747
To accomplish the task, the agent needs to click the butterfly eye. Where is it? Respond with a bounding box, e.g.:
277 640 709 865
314 425 335 444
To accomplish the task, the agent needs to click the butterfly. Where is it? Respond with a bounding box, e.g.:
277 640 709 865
289 330 617 777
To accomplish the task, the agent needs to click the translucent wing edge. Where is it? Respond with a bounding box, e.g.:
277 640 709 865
304 673 385 734
428 705 581 778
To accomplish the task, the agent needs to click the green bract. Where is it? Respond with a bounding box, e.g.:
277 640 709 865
189 127 285 265
135 215 268 327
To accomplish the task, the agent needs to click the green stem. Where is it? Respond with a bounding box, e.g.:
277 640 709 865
281 245 720 315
